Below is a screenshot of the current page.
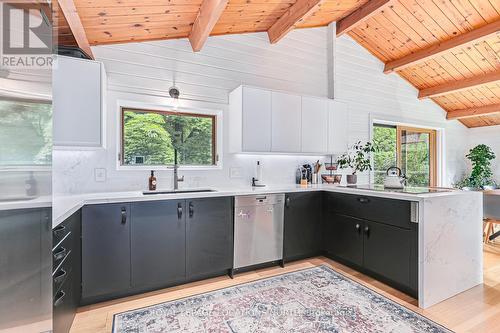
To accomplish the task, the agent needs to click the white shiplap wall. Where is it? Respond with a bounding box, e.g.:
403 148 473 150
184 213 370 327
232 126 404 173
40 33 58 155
54 28 471 195
466 125 500 182
94 29 329 104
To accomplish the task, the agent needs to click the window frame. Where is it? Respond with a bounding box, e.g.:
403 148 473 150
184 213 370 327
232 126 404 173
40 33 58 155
116 101 223 171
369 115 445 187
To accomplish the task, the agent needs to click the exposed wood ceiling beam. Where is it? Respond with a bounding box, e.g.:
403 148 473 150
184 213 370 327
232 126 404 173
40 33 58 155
188 0 228 52
336 0 393 36
385 20 500 74
447 104 500 120
419 71 500 99
57 0 93 59
268 0 323 44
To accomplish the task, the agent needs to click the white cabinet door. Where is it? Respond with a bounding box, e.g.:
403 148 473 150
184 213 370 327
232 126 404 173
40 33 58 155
53 56 103 147
301 96 328 153
271 92 301 152
242 87 272 152
328 100 349 154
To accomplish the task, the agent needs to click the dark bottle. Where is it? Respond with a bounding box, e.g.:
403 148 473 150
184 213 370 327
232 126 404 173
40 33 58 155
148 170 157 191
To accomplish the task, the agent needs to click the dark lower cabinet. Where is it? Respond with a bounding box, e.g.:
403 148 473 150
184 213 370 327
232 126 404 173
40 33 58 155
0 208 51 331
81 197 234 304
186 197 233 278
283 192 322 262
131 200 186 289
363 220 414 290
324 192 418 297
324 213 363 267
53 210 81 333
82 203 131 303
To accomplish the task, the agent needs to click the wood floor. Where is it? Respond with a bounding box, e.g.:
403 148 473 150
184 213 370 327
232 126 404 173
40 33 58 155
71 242 500 333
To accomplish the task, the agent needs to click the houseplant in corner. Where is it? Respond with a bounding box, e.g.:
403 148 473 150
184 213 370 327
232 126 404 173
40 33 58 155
456 144 497 190
337 141 375 185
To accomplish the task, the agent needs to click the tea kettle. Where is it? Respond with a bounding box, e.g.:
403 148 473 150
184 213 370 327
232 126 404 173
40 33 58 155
383 167 406 189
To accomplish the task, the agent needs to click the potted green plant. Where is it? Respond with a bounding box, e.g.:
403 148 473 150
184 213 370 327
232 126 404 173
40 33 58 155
455 144 496 190
337 141 375 185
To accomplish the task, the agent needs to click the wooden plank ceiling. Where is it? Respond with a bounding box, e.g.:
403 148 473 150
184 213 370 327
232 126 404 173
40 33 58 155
55 0 500 128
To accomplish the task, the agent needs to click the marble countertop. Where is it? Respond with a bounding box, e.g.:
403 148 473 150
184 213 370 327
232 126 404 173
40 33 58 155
0 195 52 211
52 184 467 228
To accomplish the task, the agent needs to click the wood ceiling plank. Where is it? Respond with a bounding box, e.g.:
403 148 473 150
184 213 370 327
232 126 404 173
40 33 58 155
451 47 487 75
452 0 490 27
431 0 475 33
373 10 420 52
384 19 500 73
411 0 462 37
336 0 393 36
348 31 392 61
297 0 370 28
267 0 323 44
468 0 500 23
352 20 401 59
446 103 500 119
419 71 500 98
188 0 228 51
473 39 500 70
58 0 94 58
400 0 450 41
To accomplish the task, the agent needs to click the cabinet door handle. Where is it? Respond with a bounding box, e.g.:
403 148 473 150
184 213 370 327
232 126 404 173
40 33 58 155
121 207 127 224
355 223 361 233
285 197 290 208
54 290 66 307
364 226 370 236
177 203 183 219
54 269 67 283
53 247 67 261
189 202 194 218
53 225 66 235
358 197 370 204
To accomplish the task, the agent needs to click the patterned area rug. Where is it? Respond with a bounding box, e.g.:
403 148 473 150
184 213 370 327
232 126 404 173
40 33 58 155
113 265 452 333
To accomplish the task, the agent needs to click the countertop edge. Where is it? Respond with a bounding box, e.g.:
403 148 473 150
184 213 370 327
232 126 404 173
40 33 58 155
52 185 473 228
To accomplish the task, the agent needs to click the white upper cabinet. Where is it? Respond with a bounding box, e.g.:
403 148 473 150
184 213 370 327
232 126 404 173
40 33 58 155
229 85 349 155
301 96 328 154
53 56 106 147
271 92 301 153
229 86 272 153
328 100 349 154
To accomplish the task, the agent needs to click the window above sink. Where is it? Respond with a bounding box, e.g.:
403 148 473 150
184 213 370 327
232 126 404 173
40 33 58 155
117 102 223 171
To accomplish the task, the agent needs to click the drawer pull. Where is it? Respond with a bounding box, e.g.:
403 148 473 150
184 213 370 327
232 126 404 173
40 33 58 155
177 203 183 219
54 269 67 283
357 197 370 204
54 290 66 307
189 202 194 218
53 225 66 235
121 207 127 224
53 247 67 261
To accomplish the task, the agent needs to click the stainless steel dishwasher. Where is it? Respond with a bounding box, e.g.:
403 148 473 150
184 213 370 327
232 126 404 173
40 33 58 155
233 194 285 272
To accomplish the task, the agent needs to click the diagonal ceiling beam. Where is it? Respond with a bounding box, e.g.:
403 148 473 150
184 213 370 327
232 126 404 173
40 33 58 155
385 20 500 74
188 0 228 52
418 71 500 99
336 0 393 36
446 104 500 120
57 0 93 59
268 0 323 44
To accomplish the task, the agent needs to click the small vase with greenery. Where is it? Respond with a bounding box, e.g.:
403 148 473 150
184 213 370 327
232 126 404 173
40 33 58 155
337 141 375 185
455 144 496 190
